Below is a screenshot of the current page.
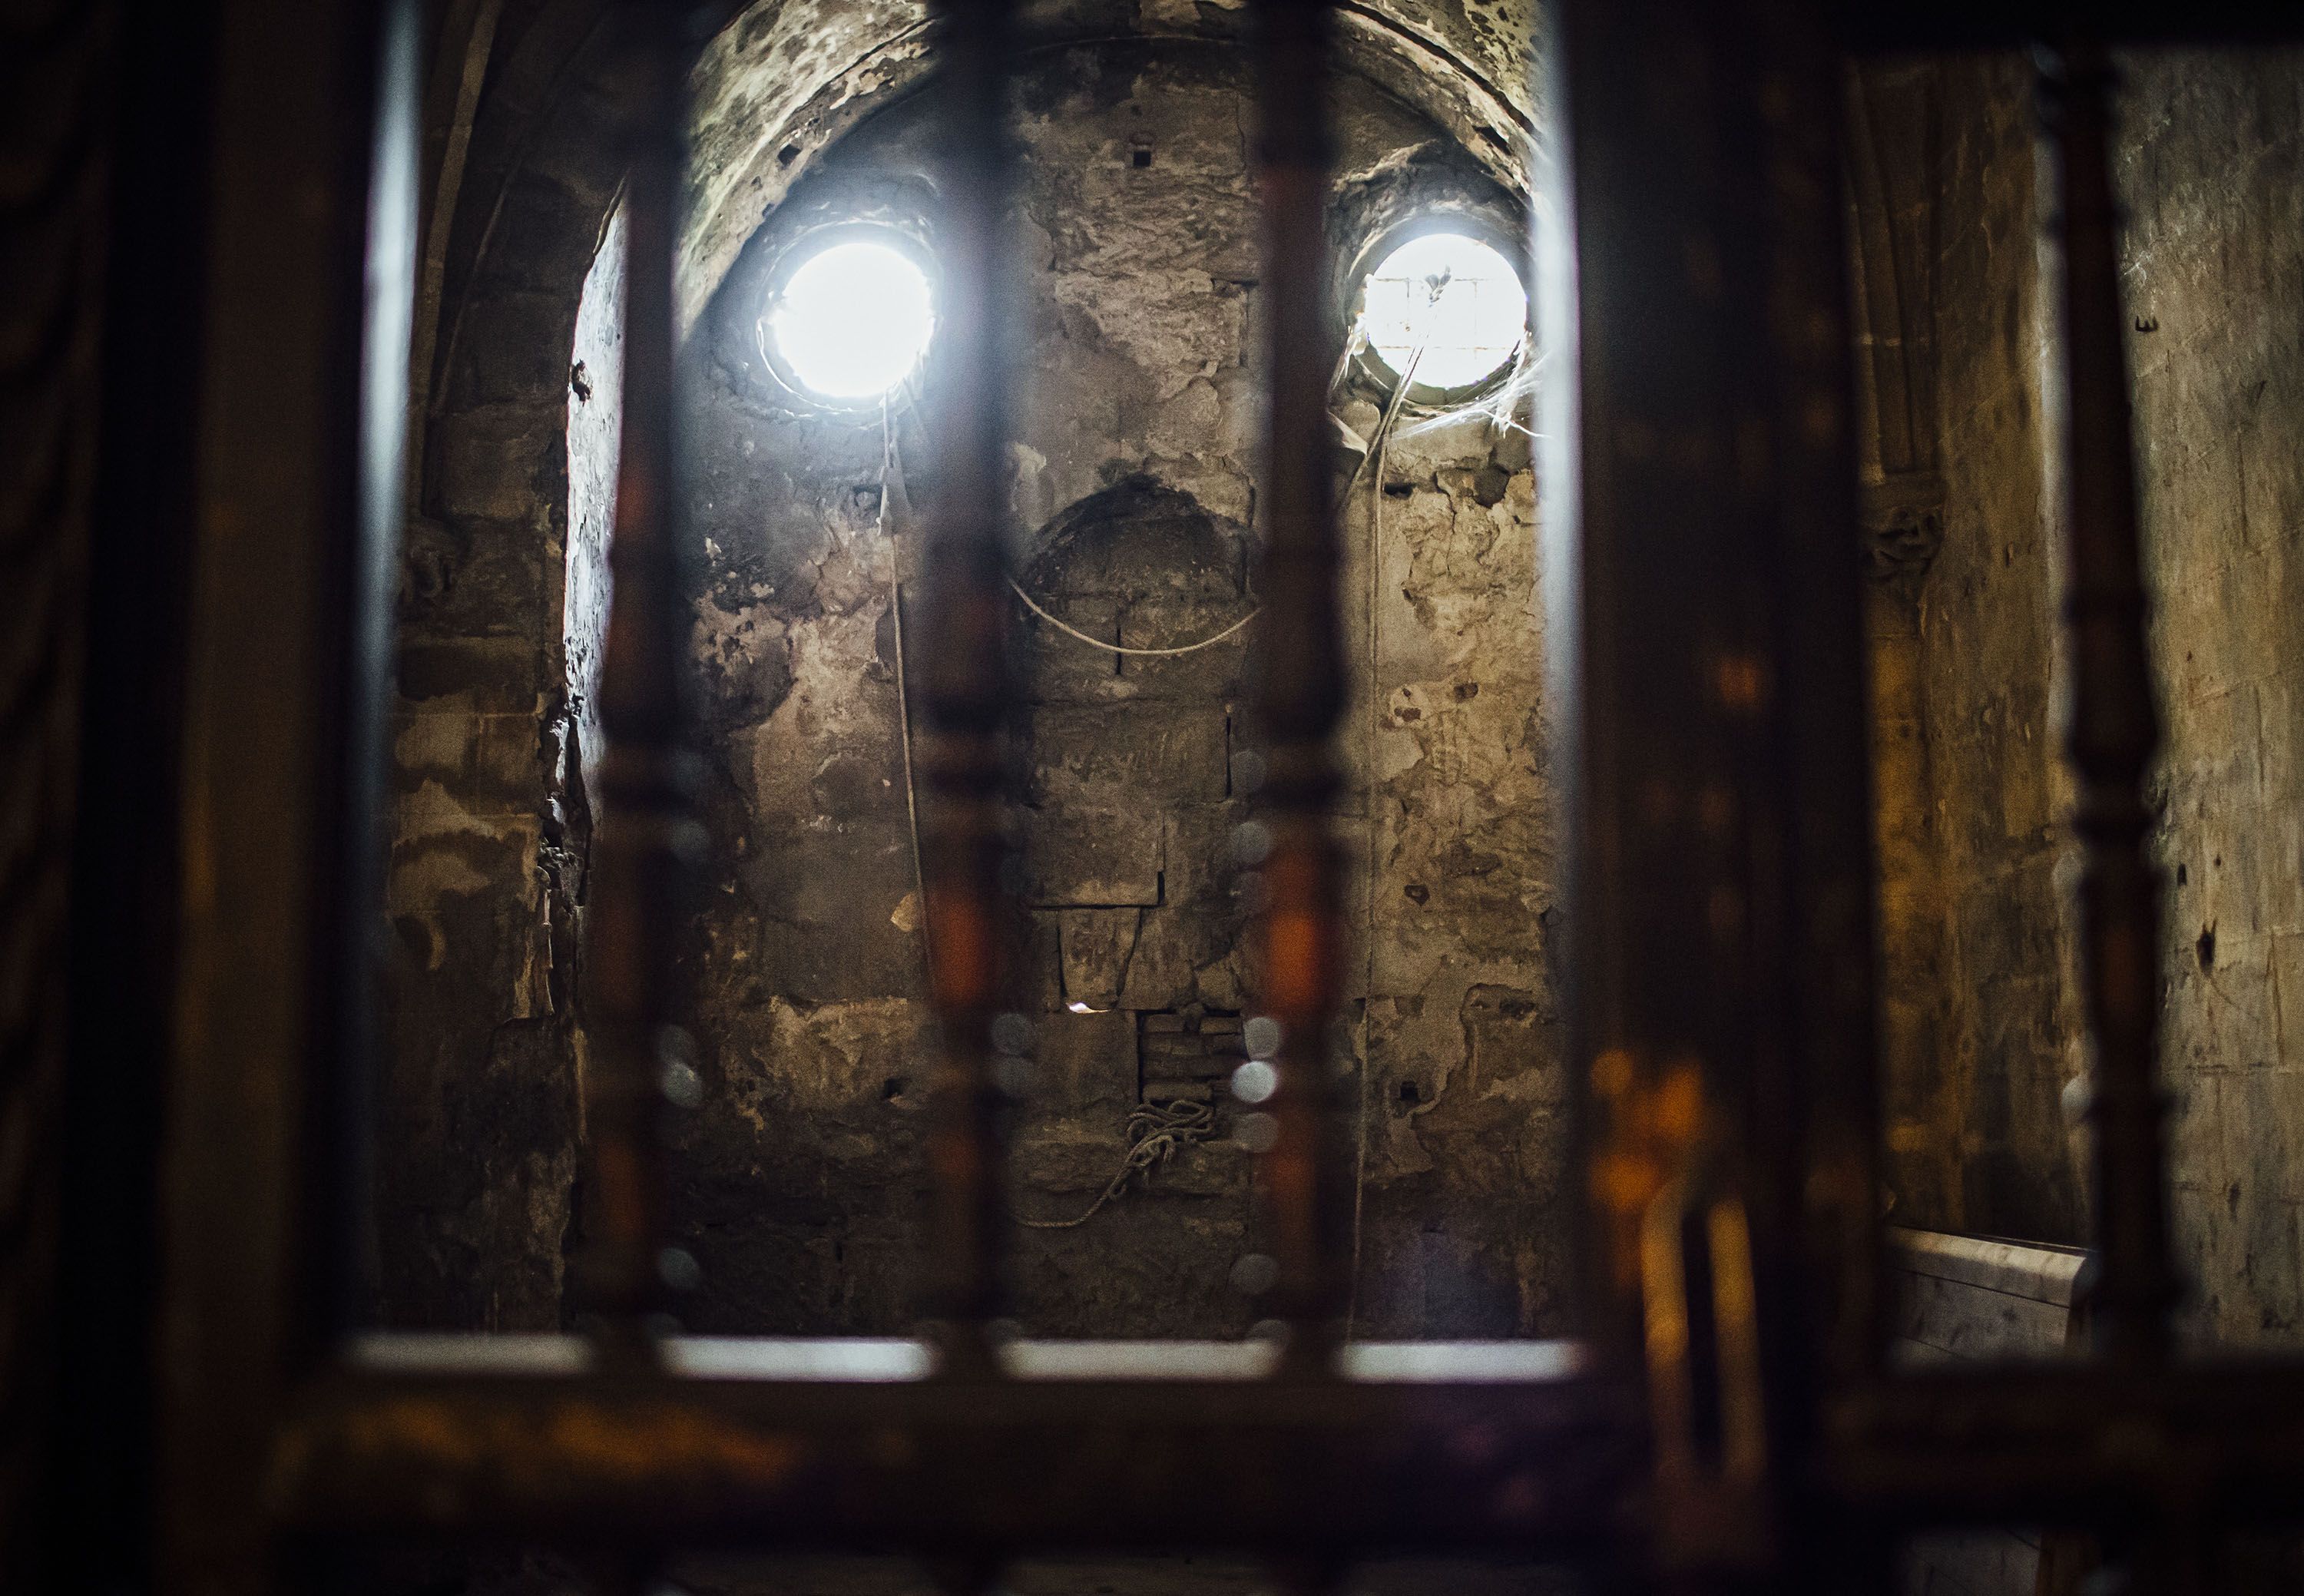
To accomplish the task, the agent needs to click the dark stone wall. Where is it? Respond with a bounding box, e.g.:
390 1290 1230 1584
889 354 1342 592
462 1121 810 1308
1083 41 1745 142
1879 55 2087 1247
647 41 1564 1339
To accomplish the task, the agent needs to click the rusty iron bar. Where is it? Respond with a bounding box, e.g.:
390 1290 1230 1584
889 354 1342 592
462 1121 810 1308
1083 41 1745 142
915 0 1022 1372
578 0 704 1359
1541 0 1879 1364
2040 40 2179 1368
1248 0 1353 1368
1543 0 1883 1584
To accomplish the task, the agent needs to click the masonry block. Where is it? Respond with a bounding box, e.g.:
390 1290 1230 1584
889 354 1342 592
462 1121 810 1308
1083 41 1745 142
1034 1008 1137 1117
1058 907 1141 1011
1115 594 1249 698
1025 702 1229 806
1018 594 1124 704
1021 805 1164 906
397 634 542 712
435 402 561 522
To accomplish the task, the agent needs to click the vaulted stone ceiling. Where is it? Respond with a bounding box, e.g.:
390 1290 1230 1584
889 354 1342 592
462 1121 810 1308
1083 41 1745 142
680 0 1538 324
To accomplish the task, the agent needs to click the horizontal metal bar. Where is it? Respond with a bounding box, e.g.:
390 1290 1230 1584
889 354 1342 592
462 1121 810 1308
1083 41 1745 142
281 1339 2304 1542
1827 1363 2304 1524
343 1335 1587 1383
272 1339 1634 1551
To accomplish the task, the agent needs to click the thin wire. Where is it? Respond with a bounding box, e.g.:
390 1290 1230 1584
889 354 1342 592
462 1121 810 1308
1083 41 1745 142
1345 311 1434 1341
1387 346 1546 443
1008 576 1257 657
888 383 1259 657
882 397 933 972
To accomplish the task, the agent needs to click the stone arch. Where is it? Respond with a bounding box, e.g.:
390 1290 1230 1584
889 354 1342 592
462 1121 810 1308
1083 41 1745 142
677 0 1538 326
1014 477 1258 1017
382 0 1545 1331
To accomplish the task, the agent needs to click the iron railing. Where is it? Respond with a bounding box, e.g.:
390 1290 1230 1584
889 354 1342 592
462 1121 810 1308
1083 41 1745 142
150 2 2304 1592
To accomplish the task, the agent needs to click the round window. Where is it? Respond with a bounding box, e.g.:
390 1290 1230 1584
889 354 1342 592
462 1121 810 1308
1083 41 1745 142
763 233 936 402
1356 230 1528 399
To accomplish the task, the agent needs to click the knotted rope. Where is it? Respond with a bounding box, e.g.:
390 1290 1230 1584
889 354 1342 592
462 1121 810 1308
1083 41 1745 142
1014 1098 1218 1230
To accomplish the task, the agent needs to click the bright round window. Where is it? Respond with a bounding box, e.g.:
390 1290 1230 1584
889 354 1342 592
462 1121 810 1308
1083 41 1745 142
765 235 935 401
1358 231 1528 396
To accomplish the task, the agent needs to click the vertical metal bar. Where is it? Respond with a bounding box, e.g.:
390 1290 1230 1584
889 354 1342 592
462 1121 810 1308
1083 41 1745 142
1541 0 1879 1581
917 0 1020 1373
580 0 700 1359
1249 0 1352 1366
2040 40 2178 1368
2034 104 2184 1596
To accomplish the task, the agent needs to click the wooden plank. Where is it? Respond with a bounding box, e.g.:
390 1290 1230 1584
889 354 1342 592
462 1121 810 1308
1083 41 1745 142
1890 1273 2074 1365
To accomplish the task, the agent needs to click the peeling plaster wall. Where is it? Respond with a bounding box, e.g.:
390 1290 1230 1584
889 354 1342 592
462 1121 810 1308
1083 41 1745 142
1343 412 1562 1337
678 0 1536 331
659 40 1560 1338
568 204 624 802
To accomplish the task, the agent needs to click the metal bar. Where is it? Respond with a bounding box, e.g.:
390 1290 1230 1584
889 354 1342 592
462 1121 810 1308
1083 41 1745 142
915 0 1021 1372
1542 0 1879 1580
270 1349 1640 1548
1248 0 1353 1368
1540 0 1875 1369
275 1336 2304 1542
304 0 423 1363
580 0 702 1358
2039 40 2178 1369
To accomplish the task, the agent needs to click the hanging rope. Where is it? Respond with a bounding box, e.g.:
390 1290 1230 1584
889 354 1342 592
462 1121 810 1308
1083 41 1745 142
1007 576 1257 657
1013 1098 1219 1229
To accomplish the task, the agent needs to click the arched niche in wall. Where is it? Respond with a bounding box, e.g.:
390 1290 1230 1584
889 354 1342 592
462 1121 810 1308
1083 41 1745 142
1004 478 1263 1333
1014 477 1257 1019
